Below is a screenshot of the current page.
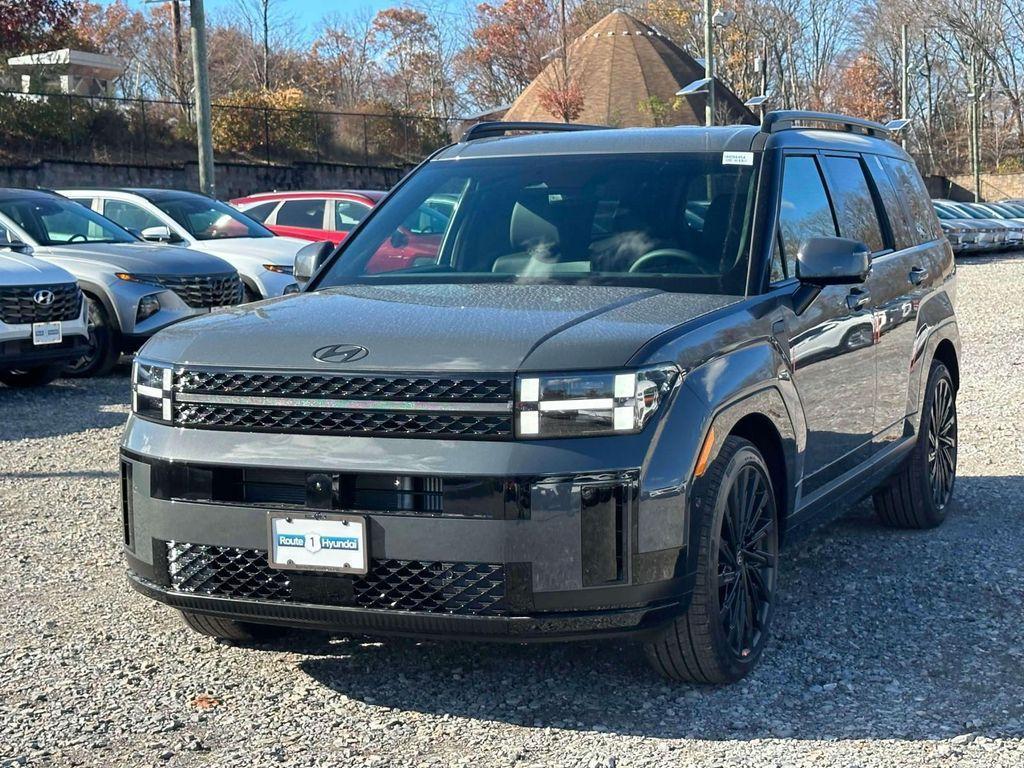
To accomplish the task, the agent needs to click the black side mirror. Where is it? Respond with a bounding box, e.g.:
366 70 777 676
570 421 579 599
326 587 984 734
293 240 334 284
796 236 871 286
1 240 33 254
390 230 409 249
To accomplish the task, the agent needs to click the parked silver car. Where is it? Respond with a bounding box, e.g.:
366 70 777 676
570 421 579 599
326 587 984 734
933 201 1006 252
61 188 304 300
0 247 89 387
0 189 243 376
938 200 1024 250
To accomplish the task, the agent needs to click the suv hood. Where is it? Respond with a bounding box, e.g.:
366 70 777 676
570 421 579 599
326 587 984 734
140 283 739 372
185 236 306 266
0 250 76 285
37 242 235 276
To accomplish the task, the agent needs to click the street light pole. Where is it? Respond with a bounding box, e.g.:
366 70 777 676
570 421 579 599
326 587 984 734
189 0 215 196
900 24 909 150
704 0 714 127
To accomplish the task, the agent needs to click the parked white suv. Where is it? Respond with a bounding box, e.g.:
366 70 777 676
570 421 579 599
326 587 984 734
0 246 89 387
61 188 304 300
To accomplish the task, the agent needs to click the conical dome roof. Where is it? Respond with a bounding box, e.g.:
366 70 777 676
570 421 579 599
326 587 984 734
503 9 754 127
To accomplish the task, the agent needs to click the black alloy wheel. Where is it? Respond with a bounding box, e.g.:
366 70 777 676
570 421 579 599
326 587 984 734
718 462 778 660
927 373 957 510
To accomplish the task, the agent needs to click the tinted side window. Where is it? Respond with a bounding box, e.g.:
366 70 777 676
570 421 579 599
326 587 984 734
778 156 837 265
335 201 370 232
865 154 912 249
882 157 941 244
243 201 278 222
822 156 885 252
276 200 325 229
103 199 164 231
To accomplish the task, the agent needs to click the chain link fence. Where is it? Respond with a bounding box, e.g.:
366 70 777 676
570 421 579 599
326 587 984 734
0 92 464 168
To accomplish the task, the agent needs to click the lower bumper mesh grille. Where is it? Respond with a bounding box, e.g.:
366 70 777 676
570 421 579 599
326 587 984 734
165 542 507 616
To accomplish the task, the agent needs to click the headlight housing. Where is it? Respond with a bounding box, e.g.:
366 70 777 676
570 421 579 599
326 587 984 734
515 364 679 438
132 359 173 423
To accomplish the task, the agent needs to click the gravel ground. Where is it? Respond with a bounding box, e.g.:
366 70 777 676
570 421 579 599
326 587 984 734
1 254 1022 768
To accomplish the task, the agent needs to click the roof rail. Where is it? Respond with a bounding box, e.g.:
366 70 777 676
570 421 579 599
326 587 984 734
461 121 609 142
761 110 891 139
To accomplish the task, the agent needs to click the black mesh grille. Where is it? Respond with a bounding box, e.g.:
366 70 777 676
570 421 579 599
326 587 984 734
174 403 513 438
177 370 512 402
154 273 242 308
0 283 81 324
164 543 507 616
356 559 506 615
167 542 291 600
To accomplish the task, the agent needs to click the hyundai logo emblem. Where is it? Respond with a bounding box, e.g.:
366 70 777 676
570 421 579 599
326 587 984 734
32 289 55 306
312 344 369 363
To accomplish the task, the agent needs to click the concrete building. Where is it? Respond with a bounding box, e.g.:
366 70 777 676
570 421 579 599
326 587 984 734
7 49 125 97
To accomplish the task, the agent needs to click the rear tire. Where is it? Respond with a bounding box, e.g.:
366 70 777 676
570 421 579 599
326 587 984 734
64 295 119 378
179 611 287 643
0 364 63 388
873 361 957 529
644 436 780 684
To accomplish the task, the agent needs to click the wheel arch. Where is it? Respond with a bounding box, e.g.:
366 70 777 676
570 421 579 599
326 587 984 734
932 337 959 391
728 413 791 545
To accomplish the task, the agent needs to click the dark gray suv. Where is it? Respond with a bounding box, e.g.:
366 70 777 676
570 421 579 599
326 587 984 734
121 112 960 683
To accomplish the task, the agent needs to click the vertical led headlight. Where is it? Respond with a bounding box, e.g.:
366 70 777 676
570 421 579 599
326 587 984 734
516 364 679 438
131 359 174 423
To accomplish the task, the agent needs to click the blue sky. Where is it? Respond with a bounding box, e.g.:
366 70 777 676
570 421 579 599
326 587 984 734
107 0 464 35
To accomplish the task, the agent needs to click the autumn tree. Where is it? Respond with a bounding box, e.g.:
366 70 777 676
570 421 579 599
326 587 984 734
461 0 558 107
0 0 77 55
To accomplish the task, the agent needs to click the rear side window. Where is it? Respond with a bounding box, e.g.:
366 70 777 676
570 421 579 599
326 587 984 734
882 157 941 245
243 201 278 222
103 199 164 232
276 200 325 229
778 156 837 266
864 154 912 249
822 156 885 252
335 200 370 232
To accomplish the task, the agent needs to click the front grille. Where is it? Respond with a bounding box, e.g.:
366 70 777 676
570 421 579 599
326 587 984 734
167 542 291 600
156 273 242 308
173 403 513 438
0 283 81 324
177 371 512 402
165 542 507 616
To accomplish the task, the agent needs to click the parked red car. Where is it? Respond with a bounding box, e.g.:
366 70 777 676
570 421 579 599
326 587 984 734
230 190 452 273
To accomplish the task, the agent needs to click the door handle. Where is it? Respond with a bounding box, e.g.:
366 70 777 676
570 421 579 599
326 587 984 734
847 287 871 311
909 266 928 286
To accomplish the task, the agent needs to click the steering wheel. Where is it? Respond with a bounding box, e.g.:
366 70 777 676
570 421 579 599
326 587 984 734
67 234 87 243
628 248 705 274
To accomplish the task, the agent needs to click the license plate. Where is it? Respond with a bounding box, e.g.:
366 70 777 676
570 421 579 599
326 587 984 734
267 513 367 574
32 321 62 346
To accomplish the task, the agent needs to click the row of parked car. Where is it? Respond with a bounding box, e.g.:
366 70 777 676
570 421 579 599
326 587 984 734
934 197 1024 254
0 186 401 387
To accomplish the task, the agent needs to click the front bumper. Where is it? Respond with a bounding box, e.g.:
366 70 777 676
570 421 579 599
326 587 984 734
120 415 696 640
0 301 90 368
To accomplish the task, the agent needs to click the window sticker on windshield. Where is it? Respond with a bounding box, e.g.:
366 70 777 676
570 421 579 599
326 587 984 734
723 151 754 166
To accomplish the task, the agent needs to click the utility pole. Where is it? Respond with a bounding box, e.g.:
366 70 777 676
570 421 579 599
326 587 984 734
704 0 714 127
900 24 909 150
189 0 215 196
170 0 184 104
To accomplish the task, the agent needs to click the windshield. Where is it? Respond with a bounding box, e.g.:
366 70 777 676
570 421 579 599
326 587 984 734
154 196 273 240
316 153 758 295
949 203 991 220
0 196 137 246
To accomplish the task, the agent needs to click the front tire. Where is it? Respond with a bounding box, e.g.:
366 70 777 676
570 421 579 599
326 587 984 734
64 295 119 378
873 361 957 529
179 610 286 643
0 364 63 388
644 436 779 684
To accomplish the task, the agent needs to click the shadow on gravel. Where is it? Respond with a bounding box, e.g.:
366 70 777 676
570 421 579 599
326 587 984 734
0 372 129 441
297 474 1024 742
